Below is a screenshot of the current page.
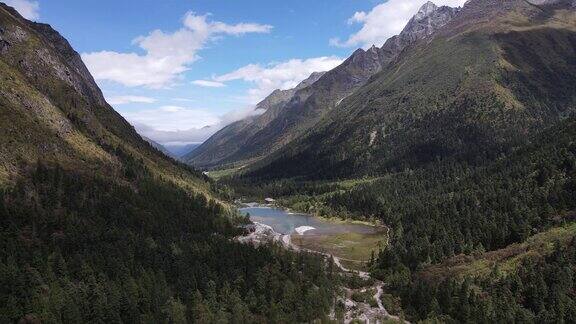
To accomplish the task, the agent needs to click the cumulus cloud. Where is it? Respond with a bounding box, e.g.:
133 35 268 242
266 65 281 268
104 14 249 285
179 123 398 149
82 12 272 88
214 56 343 103
331 0 466 48
107 95 157 105
144 55 344 143
122 105 263 144
184 14 272 35
4 0 39 20
192 80 226 88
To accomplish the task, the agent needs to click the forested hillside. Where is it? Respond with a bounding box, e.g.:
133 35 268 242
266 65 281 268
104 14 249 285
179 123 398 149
395 224 576 322
0 3 339 322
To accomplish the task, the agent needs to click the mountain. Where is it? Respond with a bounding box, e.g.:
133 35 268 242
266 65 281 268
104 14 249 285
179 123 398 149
140 137 199 160
0 4 339 323
244 0 576 180
185 3 459 168
184 71 325 167
0 3 205 189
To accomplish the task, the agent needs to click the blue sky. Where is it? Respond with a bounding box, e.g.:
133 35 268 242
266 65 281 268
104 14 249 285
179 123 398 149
6 0 465 144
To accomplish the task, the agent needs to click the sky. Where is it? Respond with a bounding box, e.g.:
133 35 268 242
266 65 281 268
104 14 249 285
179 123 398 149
6 0 466 145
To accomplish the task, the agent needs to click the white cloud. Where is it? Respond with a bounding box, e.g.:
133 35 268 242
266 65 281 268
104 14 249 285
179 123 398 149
107 95 157 105
82 12 272 88
4 0 39 20
219 106 265 126
121 105 220 132
122 104 263 144
192 80 226 88
214 56 343 103
331 0 466 48
172 98 197 103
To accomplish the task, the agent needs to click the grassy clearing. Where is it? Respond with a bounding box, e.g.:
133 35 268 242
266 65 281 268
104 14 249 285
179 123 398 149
315 215 384 228
206 167 242 180
294 231 387 263
331 177 382 190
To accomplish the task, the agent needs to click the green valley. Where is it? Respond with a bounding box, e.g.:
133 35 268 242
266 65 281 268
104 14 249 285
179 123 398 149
3 0 576 323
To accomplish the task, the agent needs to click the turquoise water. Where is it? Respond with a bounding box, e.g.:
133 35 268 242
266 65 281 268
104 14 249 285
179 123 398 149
239 206 379 235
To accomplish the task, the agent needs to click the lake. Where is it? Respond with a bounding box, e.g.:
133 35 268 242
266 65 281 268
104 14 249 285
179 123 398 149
239 205 380 236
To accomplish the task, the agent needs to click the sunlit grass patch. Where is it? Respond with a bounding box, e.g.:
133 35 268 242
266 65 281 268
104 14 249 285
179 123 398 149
206 167 241 180
294 231 387 263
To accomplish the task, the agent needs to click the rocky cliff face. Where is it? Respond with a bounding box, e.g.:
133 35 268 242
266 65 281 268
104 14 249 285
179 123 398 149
380 2 460 71
254 71 326 126
0 4 106 107
400 2 460 43
186 2 460 168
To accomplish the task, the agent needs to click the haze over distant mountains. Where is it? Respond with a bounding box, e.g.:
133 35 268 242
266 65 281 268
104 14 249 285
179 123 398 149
142 136 200 159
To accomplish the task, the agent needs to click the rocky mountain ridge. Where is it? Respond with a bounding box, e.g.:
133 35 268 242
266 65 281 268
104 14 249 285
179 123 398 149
183 71 325 167
242 0 576 180
186 1 461 168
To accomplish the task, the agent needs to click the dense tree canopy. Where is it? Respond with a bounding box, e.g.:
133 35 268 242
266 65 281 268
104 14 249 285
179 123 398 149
0 163 339 323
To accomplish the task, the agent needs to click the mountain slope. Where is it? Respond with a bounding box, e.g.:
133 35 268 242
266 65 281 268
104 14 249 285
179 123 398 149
0 3 212 193
142 135 179 159
184 72 325 168
186 2 460 169
0 4 340 323
245 0 576 180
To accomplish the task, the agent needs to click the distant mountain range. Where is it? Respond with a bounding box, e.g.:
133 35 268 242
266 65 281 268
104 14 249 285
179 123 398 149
141 136 200 159
164 143 201 157
183 71 327 167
